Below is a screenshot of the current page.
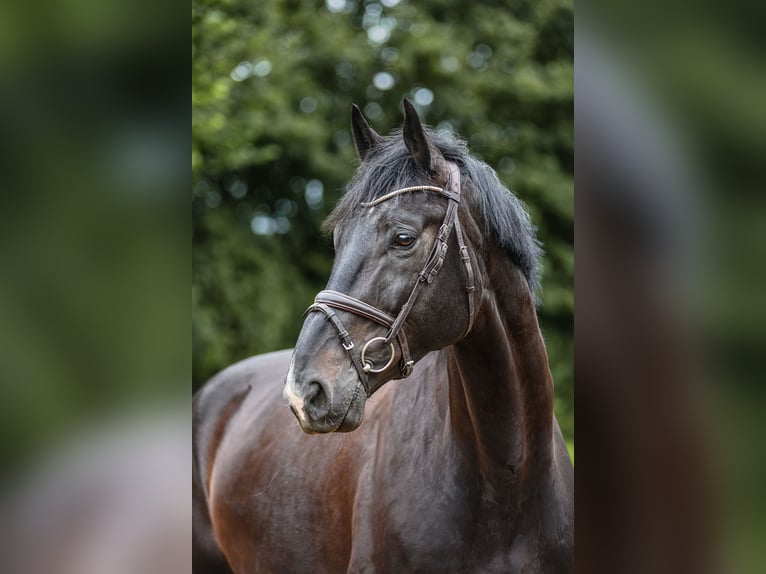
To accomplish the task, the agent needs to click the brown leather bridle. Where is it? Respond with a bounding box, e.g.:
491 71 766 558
304 161 476 397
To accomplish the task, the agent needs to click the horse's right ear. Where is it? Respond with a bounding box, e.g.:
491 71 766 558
351 104 383 162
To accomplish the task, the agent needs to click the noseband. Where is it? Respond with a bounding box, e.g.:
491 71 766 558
304 161 476 397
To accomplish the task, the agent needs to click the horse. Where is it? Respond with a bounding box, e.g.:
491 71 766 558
193 100 573 573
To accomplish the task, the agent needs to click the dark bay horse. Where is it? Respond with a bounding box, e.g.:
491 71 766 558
193 100 573 573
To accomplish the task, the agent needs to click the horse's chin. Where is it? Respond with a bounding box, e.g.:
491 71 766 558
334 387 366 432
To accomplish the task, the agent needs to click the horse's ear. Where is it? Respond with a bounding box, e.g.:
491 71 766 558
402 98 433 172
351 104 383 162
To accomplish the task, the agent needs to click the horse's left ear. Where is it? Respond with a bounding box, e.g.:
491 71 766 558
402 98 434 172
351 104 383 162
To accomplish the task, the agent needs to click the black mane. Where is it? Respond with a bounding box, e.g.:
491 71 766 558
324 128 543 297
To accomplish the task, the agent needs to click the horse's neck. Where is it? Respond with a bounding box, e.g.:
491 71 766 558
446 256 555 500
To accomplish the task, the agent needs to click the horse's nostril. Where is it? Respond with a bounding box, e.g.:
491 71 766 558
305 380 328 411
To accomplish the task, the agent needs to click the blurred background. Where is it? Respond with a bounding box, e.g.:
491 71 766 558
0 0 188 571
191 0 576 454
575 2 766 572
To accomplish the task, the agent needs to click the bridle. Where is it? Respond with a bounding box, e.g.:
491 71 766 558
304 160 476 397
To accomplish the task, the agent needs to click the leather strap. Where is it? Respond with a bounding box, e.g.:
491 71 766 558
314 291 395 328
312 290 412 393
453 215 476 337
304 302 372 394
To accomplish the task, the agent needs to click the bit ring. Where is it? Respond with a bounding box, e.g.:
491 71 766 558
360 337 396 374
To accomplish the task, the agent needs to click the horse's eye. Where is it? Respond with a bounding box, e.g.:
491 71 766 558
393 233 416 248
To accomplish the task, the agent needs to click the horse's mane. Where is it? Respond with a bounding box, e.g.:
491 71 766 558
323 127 543 297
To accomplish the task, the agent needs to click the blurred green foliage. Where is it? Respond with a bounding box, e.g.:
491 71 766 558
192 0 573 443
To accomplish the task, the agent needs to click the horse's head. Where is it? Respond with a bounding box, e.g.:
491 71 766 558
284 100 482 433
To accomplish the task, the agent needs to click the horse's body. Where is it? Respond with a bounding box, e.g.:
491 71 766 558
193 102 573 573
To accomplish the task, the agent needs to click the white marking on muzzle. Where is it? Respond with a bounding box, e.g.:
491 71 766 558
283 356 307 422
